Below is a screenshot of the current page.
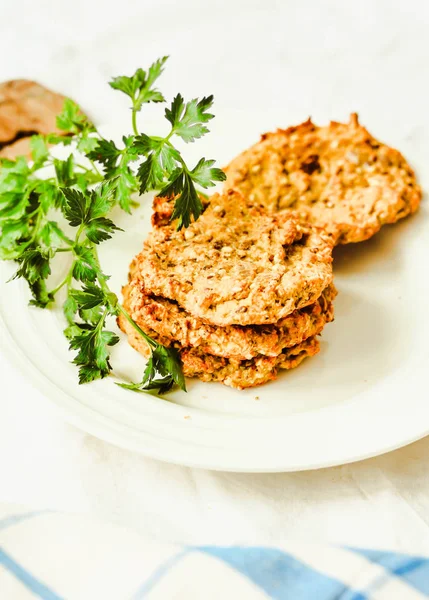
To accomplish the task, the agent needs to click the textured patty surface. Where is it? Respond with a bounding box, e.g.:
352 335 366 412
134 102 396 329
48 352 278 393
224 114 421 244
134 189 333 325
118 309 320 389
122 276 336 359
180 336 319 388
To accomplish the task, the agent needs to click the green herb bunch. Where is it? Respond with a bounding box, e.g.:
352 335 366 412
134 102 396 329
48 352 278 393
0 57 225 393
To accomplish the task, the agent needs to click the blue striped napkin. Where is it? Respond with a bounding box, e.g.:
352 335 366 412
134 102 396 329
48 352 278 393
1 505 428 599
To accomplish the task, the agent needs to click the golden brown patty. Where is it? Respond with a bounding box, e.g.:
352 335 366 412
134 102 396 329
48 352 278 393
122 276 336 359
224 114 421 244
133 189 334 326
118 310 320 389
180 336 319 389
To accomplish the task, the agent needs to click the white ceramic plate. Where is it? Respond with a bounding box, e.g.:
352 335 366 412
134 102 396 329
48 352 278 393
1 109 428 472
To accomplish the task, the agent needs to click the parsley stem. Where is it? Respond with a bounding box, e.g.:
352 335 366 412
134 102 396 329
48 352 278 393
75 223 86 245
26 208 40 220
12 211 45 257
48 270 72 297
76 163 90 171
18 209 45 254
88 159 102 178
96 307 110 334
132 108 139 136
165 139 189 173
116 304 157 350
91 246 111 293
75 161 103 181
91 244 157 352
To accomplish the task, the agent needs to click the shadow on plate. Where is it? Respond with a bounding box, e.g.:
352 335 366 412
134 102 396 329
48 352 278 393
333 209 425 275
267 286 408 414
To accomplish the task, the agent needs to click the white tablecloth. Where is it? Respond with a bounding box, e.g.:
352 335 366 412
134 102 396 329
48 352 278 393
1 0 429 555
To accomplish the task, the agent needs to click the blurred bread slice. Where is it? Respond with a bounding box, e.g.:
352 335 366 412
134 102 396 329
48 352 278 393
0 80 66 158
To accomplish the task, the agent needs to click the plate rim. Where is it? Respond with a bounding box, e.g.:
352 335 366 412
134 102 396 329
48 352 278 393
1 298 428 473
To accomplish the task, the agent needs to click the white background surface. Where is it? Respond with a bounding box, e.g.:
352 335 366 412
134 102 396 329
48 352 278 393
1 0 429 553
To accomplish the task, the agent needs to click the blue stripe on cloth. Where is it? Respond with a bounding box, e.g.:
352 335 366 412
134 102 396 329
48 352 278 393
0 510 52 532
197 546 368 600
348 548 429 597
130 549 190 599
0 547 64 600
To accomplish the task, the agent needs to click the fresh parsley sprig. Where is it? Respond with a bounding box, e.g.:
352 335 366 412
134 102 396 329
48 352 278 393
89 65 226 229
109 57 167 135
130 94 225 228
0 56 224 393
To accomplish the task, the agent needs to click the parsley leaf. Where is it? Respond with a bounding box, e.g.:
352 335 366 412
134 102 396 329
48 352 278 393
170 171 203 229
190 158 226 188
72 245 98 282
165 94 214 142
28 280 55 308
118 344 186 394
133 135 182 195
56 99 94 134
39 221 73 248
0 219 30 259
164 94 185 128
70 283 108 326
13 248 52 284
131 133 163 155
114 168 135 213
30 136 49 165
136 154 165 193
109 70 146 100
38 181 63 212
0 156 29 179
87 138 138 213
11 248 55 308
109 57 168 110
54 155 76 187
85 217 120 244
70 283 105 310
61 187 87 226
45 132 74 147
0 191 29 221
158 168 185 199
61 182 121 244
87 139 121 178
70 324 120 384
133 93 224 227
77 136 98 155
63 295 78 324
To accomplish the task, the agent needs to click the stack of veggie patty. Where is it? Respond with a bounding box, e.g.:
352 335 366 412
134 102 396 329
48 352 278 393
118 189 336 389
